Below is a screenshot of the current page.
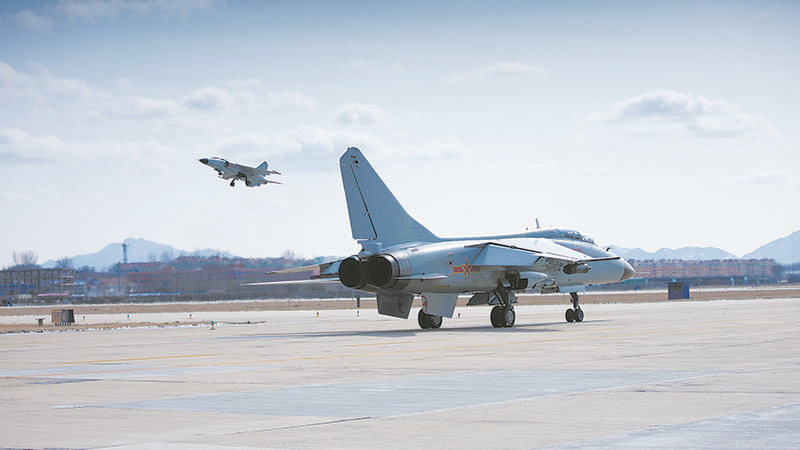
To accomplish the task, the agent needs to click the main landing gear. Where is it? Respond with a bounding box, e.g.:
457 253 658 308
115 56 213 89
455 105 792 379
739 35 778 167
489 284 516 328
565 292 584 323
418 309 442 329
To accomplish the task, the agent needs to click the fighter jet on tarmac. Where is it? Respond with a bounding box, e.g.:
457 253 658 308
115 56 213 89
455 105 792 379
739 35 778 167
198 157 281 187
250 147 634 330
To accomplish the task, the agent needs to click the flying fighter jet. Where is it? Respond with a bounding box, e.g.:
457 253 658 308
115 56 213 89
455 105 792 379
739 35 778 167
251 147 634 329
198 157 282 187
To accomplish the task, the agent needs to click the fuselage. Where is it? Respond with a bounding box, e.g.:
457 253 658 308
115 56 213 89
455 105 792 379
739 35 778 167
347 227 634 296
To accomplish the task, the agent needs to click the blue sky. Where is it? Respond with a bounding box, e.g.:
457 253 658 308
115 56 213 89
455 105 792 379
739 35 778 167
1 0 798 266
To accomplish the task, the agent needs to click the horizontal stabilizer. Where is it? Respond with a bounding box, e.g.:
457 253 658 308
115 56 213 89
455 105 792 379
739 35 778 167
265 260 341 276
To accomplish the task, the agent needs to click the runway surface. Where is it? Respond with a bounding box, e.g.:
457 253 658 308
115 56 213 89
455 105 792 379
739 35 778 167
1 298 799 449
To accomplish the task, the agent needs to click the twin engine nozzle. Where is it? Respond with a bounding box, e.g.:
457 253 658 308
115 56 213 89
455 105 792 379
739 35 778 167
338 254 407 290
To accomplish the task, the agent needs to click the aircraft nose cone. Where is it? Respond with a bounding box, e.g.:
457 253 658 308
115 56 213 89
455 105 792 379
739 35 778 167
199 158 209 165
619 260 635 281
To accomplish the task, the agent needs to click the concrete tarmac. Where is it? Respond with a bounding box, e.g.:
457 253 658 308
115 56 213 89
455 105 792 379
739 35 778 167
1 298 799 449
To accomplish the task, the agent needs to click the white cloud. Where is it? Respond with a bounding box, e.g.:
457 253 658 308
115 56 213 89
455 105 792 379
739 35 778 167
0 61 98 101
452 61 544 82
104 95 179 118
268 92 317 110
53 0 220 22
113 77 132 90
0 127 74 161
211 127 385 160
224 78 266 91
739 171 789 186
183 87 233 110
596 90 767 138
337 103 384 124
0 127 172 162
7 9 53 30
349 59 403 74
4 0 221 30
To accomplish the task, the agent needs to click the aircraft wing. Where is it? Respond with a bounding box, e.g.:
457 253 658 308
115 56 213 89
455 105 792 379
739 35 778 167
468 238 619 270
216 169 235 179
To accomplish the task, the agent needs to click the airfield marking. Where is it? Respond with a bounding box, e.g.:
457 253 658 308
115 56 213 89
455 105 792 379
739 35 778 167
58 354 217 365
343 338 447 347
0 318 792 381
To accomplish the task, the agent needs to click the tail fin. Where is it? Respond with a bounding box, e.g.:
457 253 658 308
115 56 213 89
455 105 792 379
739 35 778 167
339 147 438 247
256 161 268 171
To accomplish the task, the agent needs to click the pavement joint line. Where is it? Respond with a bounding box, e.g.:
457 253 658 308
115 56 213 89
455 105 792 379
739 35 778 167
343 338 447 347
57 354 218 365
212 416 372 436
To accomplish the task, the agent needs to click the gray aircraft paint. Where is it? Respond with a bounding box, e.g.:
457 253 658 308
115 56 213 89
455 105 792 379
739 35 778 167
255 147 634 328
198 156 281 188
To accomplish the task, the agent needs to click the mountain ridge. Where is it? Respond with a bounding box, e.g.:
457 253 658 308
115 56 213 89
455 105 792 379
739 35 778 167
743 230 800 264
42 237 233 270
611 246 738 261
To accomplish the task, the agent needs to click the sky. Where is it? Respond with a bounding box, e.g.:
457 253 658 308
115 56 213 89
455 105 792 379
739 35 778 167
1 0 798 267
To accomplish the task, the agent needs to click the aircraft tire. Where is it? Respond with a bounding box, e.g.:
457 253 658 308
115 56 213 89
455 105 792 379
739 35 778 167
574 308 584 322
565 308 575 323
417 309 431 329
430 315 442 329
503 307 515 328
490 306 503 328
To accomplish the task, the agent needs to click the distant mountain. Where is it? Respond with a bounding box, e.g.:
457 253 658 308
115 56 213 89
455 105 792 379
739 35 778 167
743 230 800 264
42 237 233 270
612 246 738 261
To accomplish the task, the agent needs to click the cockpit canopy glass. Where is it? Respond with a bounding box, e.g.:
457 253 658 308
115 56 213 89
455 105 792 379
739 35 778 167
561 229 595 244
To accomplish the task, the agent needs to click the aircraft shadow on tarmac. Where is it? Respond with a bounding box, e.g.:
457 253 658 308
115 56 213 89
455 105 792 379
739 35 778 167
212 319 612 341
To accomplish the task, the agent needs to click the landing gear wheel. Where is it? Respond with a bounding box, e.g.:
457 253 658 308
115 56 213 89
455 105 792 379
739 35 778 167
229 180 235 187
565 308 575 323
502 307 516 328
417 309 442 329
418 309 431 329
574 308 584 322
490 305 503 328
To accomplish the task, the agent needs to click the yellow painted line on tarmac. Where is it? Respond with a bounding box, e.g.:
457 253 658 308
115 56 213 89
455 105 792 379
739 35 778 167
58 354 217 365
343 339 446 347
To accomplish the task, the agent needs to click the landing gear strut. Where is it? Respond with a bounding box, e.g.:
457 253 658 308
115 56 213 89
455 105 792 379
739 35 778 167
565 292 584 323
489 284 516 328
418 309 442 329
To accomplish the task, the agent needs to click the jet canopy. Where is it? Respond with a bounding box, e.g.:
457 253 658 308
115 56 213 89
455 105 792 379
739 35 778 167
559 229 595 244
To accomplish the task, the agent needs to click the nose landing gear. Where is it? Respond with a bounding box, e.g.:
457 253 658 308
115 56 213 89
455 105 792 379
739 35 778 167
230 180 235 187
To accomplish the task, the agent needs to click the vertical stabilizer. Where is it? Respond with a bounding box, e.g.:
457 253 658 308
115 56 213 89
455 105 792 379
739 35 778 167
256 161 269 171
339 147 438 247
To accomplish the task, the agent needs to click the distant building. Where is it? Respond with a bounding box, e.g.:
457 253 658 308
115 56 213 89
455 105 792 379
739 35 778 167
630 259 779 281
0 268 76 299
